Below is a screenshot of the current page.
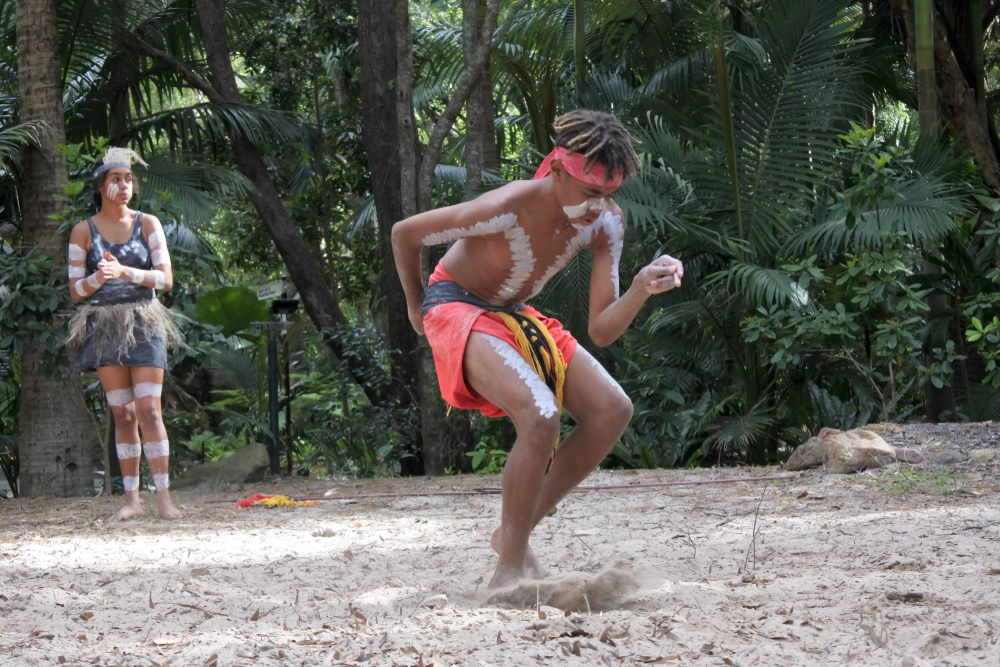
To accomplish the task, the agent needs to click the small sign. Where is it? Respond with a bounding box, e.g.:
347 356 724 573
256 281 284 301
0 350 10 379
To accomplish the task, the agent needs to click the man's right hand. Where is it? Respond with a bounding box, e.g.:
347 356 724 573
409 304 425 335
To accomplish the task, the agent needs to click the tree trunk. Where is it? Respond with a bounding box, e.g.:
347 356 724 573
892 0 1000 189
357 0 424 473
915 0 937 133
191 0 390 407
16 0 94 496
463 0 484 192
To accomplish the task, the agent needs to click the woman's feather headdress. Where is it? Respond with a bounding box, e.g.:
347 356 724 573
92 147 148 177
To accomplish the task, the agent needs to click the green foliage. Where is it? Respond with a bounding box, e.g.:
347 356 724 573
195 287 271 338
0 361 19 497
466 441 509 475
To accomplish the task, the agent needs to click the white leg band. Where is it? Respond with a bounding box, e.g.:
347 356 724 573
127 268 144 284
134 382 162 398
68 265 85 279
122 476 139 492
151 249 170 266
106 388 136 406
484 334 559 419
147 231 164 248
68 244 86 261
144 439 169 459
74 280 89 297
150 270 166 290
116 442 141 459
152 473 170 490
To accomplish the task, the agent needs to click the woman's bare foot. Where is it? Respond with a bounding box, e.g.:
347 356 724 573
491 526 548 580
155 491 183 520
109 498 143 522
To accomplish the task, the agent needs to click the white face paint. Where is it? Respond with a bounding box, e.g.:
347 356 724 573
105 180 132 202
562 197 607 220
106 182 120 201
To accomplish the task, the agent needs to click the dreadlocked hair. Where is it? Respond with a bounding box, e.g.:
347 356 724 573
553 109 640 181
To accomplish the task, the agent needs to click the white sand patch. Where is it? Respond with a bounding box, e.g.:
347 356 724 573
0 466 997 666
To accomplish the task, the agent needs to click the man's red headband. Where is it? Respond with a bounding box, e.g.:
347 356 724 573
533 147 623 188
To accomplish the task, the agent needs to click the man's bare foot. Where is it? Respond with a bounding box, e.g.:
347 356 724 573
155 491 183 520
488 563 526 590
109 499 143 522
491 526 548 580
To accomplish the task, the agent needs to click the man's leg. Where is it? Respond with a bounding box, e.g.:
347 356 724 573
463 332 561 588
131 367 182 520
98 366 143 522
490 345 633 554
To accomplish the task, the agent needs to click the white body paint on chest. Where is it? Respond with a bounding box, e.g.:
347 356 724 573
493 226 535 302
422 213 517 246
484 334 558 419
529 211 624 299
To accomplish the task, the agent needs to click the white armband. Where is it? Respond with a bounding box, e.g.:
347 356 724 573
68 244 86 261
68 266 85 279
150 270 166 290
74 280 89 297
86 273 100 290
147 231 164 248
127 269 144 284
151 248 170 266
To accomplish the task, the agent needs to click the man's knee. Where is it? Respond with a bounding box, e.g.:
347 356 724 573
587 390 633 434
515 411 561 452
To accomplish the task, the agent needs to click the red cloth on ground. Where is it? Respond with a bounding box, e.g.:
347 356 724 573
236 493 272 508
422 263 578 418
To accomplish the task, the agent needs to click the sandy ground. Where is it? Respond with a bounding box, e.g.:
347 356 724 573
1 434 999 667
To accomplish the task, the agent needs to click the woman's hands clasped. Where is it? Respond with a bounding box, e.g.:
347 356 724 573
97 251 126 283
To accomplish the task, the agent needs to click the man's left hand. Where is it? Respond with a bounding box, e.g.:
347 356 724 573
633 254 683 294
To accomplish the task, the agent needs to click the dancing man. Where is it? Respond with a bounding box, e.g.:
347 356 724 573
66 148 183 521
392 110 683 587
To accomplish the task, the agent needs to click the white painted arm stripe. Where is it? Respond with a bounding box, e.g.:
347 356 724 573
127 269 144 284
74 280 89 297
422 213 517 246
86 273 100 290
68 244 86 261
151 248 170 266
150 270 166 290
147 231 164 248
68 266 85 279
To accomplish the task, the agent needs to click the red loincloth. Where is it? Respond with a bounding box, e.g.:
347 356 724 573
422 263 578 418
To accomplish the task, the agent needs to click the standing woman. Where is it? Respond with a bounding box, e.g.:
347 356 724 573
65 148 183 521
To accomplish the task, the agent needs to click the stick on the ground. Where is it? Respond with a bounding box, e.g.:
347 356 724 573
742 482 769 573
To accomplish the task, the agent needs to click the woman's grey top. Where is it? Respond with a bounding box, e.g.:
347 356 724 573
85 212 154 306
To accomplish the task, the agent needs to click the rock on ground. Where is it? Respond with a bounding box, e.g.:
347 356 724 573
171 443 270 489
